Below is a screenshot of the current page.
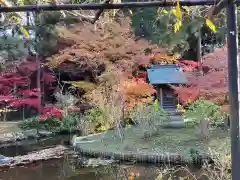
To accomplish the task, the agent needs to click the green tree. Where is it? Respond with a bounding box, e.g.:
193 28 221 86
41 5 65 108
131 6 227 57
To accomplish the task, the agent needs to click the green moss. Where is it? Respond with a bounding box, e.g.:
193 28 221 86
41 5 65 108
75 126 230 160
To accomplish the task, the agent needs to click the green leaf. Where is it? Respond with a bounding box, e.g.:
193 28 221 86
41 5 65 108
17 0 24 6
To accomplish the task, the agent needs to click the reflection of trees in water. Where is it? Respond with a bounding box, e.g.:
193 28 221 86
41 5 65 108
65 162 160 180
66 164 129 180
1 155 215 180
60 158 160 180
60 158 200 180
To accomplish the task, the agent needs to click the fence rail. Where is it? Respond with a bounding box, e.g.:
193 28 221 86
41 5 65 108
0 0 240 12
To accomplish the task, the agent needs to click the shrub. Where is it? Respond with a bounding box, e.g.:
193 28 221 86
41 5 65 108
19 116 61 132
184 98 225 124
76 105 118 135
129 100 170 138
60 114 79 132
19 117 41 130
183 98 227 138
19 113 79 133
156 150 231 180
83 107 108 133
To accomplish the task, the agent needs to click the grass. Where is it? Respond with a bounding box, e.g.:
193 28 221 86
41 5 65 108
74 125 230 160
0 121 21 134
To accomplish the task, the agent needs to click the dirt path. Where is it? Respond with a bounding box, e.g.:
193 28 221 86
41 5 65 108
0 122 21 134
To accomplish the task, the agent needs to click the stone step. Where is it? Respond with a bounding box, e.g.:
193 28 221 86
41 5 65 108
161 121 185 128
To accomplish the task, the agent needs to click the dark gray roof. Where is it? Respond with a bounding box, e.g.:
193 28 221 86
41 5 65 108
147 64 188 84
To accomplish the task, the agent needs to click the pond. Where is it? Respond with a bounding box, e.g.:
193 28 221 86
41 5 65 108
0 158 164 180
0 135 203 180
0 135 71 156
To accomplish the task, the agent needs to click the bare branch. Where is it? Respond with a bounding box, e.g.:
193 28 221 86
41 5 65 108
59 0 111 24
91 0 111 24
65 10 95 22
206 0 228 19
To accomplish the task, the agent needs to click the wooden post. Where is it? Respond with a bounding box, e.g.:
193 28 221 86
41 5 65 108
159 87 163 108
197 28 203 76
226 2 240 180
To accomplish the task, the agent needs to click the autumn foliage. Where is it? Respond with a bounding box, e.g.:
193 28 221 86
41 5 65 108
150 54 179 64
1 17 219 121
178 60 200 72
0 56 61 120
196 47 228 111
46 19 166 75
120 77 156 110
43 19 162 112
171 85 200 106
172 46 229 112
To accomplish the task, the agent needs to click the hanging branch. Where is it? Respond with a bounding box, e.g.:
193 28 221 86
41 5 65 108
65 0 111 24
91 0 111 24
206 0 229 20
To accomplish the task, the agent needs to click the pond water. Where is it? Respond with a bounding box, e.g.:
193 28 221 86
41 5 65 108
0 135 202 180
0 135 71 156
0 158 163 180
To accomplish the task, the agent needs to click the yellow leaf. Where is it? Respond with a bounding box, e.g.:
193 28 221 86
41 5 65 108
0 108 16 113
176 103 185 113
162 9 168 14
171 9 177 17
225 154 231 160
129 9 133 15
174 20 182 33
19 25 29 38
96 125 109 132
128 175 134 180
9 16 21 23
176 0 182 19
156 173 163 180
64 81 96 92
205 18 216 32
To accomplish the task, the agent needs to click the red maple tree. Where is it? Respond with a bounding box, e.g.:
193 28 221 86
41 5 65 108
172 47 229 111
0 56 60 120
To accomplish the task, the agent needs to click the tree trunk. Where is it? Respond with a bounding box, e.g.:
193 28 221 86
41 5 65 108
196 119 209 139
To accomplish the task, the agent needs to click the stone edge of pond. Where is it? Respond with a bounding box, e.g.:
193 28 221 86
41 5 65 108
0 145 68 168
0 129 53 146
73 144 211 165
72 130 216 165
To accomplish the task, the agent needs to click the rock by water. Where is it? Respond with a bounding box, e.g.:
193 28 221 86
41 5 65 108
0 155 10 164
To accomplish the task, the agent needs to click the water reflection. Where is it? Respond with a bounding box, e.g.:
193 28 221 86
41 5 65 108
0 158 160 180
0 135 71 157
